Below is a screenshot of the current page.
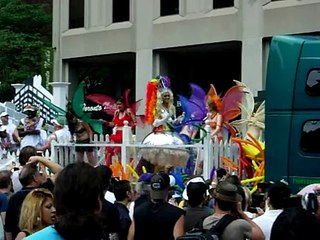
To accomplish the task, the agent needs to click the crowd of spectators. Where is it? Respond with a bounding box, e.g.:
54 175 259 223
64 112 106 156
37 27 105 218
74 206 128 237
1 89 319 239
0 140 319 240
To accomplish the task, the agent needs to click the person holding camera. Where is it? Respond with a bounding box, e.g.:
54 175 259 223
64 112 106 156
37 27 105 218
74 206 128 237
202 181 264 240
252 181 291 240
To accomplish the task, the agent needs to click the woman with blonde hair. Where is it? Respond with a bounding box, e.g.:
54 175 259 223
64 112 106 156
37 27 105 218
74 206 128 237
15 188 56 240
141 76 188 169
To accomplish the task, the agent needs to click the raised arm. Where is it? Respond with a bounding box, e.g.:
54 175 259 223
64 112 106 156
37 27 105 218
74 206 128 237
28 156 63 182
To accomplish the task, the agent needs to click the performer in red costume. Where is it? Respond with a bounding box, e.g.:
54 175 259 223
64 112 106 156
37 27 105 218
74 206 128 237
104 96 136 165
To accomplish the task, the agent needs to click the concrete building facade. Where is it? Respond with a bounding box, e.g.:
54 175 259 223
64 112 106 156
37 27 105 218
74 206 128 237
52 0 320 139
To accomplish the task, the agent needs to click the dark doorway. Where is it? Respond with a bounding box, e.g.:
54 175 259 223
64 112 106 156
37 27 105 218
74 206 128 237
155 41 242 113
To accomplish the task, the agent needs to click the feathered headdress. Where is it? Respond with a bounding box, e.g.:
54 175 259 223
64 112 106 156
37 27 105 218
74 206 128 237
158 75 171 92
145 75 171 125
145 78 159 125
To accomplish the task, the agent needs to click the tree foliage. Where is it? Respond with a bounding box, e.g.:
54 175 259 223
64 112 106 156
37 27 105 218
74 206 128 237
0 0 51 102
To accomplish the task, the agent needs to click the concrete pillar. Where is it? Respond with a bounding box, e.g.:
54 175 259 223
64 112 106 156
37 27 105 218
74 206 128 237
11 84 25 94
239 0 264 95
49 82 71 110
52 0 69 83
134 0 154 142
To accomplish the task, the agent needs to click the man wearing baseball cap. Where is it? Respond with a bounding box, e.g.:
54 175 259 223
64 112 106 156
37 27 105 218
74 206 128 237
202 181 264 240
182 176 213 232
128 172 185 240
36 116 71 152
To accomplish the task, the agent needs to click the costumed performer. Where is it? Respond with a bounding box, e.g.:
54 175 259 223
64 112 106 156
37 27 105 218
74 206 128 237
36 116 71 153
204 82 245 142
150 76 184 132
66 110 96 166
14 104 47 150
140 76 189 170
205 95 223 142
103 96 136 165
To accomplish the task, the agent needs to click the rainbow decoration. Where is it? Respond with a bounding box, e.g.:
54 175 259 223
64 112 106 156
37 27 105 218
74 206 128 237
145 79 159 125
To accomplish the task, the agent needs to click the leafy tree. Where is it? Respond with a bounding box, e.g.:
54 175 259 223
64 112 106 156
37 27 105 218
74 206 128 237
0 0 51 102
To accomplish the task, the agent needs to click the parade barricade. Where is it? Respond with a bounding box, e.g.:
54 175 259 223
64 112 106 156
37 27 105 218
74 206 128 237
50 122 241 180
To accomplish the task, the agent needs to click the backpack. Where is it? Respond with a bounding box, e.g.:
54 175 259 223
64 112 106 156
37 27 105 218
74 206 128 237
177 214 237 240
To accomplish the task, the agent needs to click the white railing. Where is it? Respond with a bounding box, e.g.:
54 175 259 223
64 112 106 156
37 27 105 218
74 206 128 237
51 122 241 180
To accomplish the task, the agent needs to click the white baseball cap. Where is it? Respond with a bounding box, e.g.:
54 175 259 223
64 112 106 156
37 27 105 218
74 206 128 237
0 112 9 118
182 176 206 200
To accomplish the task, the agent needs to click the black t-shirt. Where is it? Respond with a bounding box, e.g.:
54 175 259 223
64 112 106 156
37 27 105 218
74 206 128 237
114 202 131 240
133 200 185 240
101 199 121 235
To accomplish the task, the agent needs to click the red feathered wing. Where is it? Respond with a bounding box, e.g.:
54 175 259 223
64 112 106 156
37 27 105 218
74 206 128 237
124 89 146 128
85 94 116 116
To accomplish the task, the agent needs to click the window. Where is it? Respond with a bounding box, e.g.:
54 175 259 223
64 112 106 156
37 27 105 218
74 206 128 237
161 0 179 16
113 0 130 23
69 0 84 29
300 120 320 152
213 0 234 9
306 69 320 96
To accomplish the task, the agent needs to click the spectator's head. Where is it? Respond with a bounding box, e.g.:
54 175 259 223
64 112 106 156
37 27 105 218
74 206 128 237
0 170 12 190
213 181 242 211
19 146 37 166
23 104 38 118
224 175 246 210
225 175 241 187
182 176 207 207
216 168 227 182
266 181 291 209
19 188 55 233
0 112 9 125
113 180 133 202
135 173 152 196
54 162 104 239
150 172 170 201
19 163 44 188
51 116 67 130
95 165 113 192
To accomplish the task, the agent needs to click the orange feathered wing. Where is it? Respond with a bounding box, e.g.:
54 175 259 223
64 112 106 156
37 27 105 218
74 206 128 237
206 82 245 137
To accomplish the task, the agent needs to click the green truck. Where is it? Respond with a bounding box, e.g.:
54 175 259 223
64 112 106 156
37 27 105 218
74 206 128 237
265 35 320 193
